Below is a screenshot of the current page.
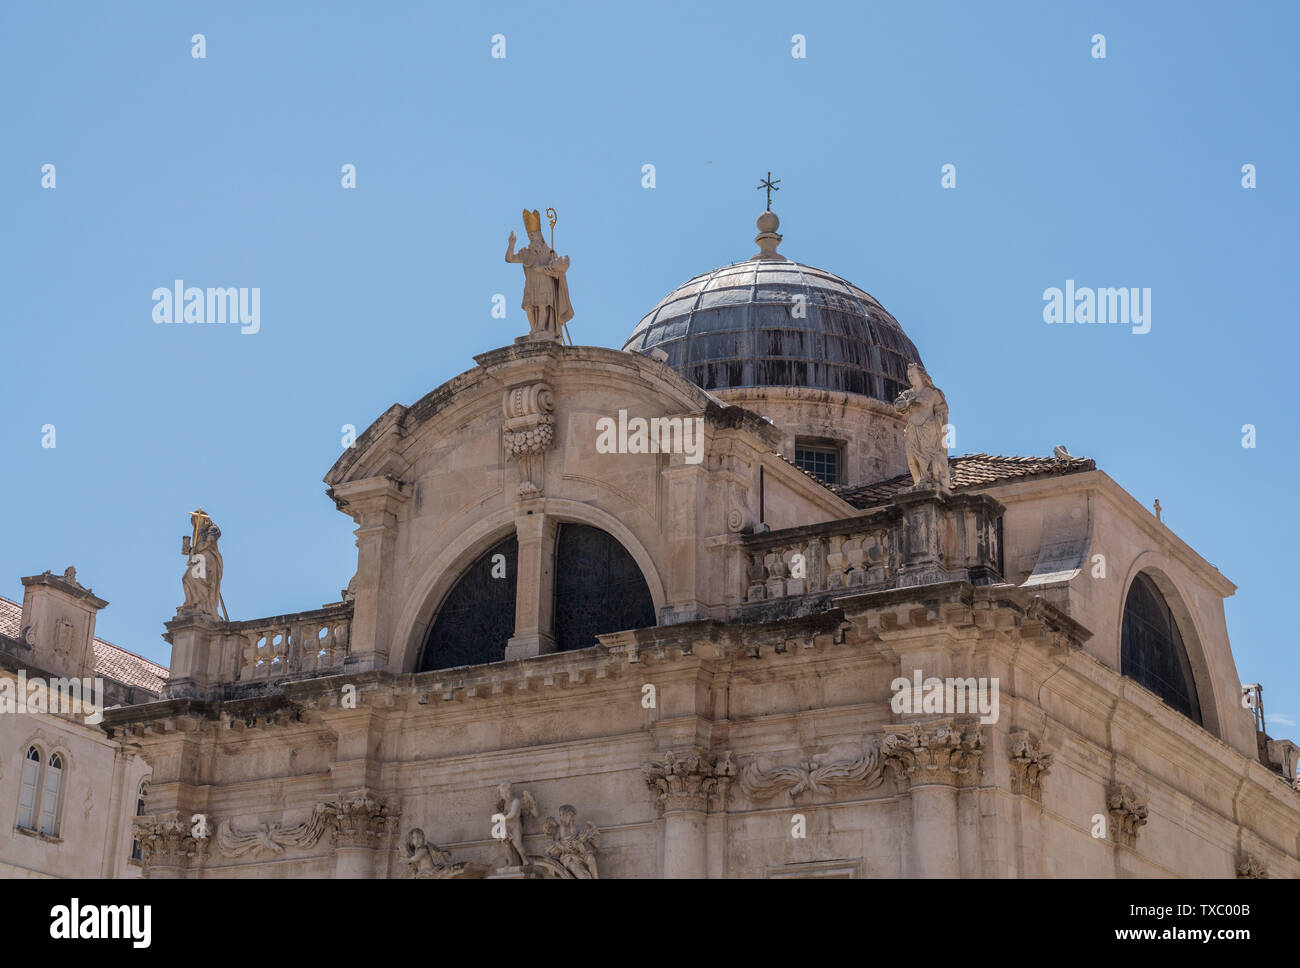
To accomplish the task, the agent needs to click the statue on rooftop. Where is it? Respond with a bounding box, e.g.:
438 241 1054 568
506 208 573 343
893 364 951 489
181 508 227 619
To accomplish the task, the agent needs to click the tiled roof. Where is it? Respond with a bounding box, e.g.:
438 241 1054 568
0 597 168 694
835 453 1096 509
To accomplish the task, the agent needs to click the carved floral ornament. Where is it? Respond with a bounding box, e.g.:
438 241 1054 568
740 739 885 802
880 723 983 788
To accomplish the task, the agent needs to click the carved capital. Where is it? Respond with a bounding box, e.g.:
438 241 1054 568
1008 731 1053 802
328 792 400 850
881 721 982 788
1106 784 1148 847
643 748 736 814
1236 852 1268 878
134 812 209 873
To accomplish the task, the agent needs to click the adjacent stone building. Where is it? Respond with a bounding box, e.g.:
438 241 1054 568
0 573 165 878
92 209 1300 878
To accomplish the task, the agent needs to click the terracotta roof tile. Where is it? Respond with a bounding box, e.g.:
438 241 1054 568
0 596 168 693
834 453 1096 509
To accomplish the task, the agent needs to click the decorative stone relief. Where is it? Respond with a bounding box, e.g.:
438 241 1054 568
215 803 336 857
739 738 885 802
1235 852 1268 879
1106 784 1148 847
402 827 489 879
1008 731 1054 802
642 748 736 814
502 382 556 498
214 792 398 858
881 722 983 788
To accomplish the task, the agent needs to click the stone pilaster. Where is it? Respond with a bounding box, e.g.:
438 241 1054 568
331 476 410 672
505 510 557 660
882 720 982 878
643 748 735 878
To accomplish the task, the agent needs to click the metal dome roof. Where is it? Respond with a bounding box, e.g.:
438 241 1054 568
622 255 924 401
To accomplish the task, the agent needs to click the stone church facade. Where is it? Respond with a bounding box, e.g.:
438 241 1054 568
49 208 1300 878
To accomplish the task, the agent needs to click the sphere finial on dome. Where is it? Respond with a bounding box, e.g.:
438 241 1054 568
751 208 786 261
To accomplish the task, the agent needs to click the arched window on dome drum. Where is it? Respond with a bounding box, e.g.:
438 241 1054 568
418 535 518 672
553 523 656 653
1120 573 1202 725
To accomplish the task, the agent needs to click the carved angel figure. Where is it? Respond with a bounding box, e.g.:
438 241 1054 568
402 827 452 878
495 782 538 867
892 364 950 489
542 804 600 879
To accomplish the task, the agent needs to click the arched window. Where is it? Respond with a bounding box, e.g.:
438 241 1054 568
17 747 66 837
17 747 40 830
1121 572 1202 725
553 523 656 652
419 534 519 672
39 753 63 836
130 779 149 862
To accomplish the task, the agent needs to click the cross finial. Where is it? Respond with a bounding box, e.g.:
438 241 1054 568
756 171 781 211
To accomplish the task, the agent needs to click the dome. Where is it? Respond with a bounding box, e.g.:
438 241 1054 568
622 213 923 402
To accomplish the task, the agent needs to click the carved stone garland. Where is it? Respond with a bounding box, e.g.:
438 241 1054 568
739 739 886 802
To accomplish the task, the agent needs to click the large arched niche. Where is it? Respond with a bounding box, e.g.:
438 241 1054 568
1118 564 1219 736
553 522 657 653
417 533 518 672
395 500 668 673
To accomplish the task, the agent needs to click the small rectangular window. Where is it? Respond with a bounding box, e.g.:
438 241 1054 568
794 445 841 484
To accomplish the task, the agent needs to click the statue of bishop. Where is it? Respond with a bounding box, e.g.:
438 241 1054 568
506 208 573 342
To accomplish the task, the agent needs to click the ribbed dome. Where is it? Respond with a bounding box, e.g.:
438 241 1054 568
622 258 924 402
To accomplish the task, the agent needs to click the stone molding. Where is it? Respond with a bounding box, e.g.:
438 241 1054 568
1106 784 1148 847
643 747 736 814
1008 730 1054 802
739 738 885 802
881 721 983 788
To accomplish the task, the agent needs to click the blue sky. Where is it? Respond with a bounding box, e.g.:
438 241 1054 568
2 2 1297 729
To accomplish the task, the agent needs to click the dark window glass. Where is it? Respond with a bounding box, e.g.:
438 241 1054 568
553 524 656 653
795 446 840 484
1121 573 1202 725
419 535 519 672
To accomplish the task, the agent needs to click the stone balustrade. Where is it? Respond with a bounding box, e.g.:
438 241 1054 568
230 604 352 681
738 487 1005 611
